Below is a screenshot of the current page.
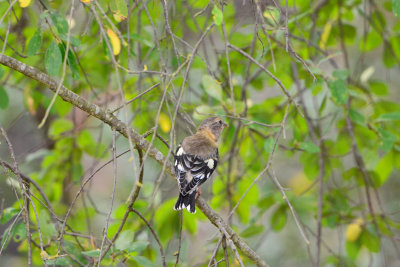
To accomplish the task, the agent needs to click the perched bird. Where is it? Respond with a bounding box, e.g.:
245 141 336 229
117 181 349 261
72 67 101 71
173 117 228 213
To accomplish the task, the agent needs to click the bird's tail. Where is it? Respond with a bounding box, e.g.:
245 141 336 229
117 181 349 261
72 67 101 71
174 191 196 214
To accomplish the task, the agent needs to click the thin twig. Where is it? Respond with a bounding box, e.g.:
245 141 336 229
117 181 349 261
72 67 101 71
101 147 144 259
131 208 167 267
174 210 183 267
98 129 118 265
0 126 32 266
227 43 303 116
111 83 161 113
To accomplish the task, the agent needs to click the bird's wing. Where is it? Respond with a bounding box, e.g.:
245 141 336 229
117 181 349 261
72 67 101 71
174 145 218 196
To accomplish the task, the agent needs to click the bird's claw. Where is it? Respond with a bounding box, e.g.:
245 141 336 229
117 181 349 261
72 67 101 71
195 187 202 199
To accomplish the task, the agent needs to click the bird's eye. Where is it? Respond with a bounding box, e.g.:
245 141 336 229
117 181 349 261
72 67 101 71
218 120 222 125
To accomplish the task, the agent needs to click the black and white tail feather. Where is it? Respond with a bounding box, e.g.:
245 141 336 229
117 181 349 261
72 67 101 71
173 145 218 214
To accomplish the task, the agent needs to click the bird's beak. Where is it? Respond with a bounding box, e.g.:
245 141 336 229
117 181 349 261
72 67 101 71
223 121 228 128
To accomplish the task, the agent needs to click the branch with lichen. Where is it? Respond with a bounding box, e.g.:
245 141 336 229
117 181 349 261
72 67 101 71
0 54 269 267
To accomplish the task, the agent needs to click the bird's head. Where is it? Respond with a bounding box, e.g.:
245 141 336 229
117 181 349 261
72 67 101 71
197 117 228 142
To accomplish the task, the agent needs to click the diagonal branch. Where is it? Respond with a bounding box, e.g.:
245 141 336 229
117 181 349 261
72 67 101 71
0 54 269 267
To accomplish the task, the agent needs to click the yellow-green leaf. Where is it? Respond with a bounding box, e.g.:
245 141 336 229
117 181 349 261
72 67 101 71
158 112 171 133
18 0 31 8
212 6 223 26
346 218 363 242
107 28 121 55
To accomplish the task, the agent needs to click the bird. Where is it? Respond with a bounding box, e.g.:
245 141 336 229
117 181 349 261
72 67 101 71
173 117 228 214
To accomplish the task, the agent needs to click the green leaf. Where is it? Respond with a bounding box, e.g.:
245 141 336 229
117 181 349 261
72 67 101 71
27 29 42 56
63 241 88 265
59 34 81 47
77 130 107 158
376 111 400 121
346 240 361 260
359 30 383 52
264 137 275 153
202 75 223 101
329 79 348 104
240 225 265 238
67 50 80 79
0 207 20 224
12 222 27 242
270 206 287 232
1 222 26 250
369 81 388 96
383 44 397 68
59 43 80 79
263 7 280 26
349 109 366 126
127 33 154 48
393 0 400 17
342 24 356 44
1 225 12 249
361 228 380 252
129 241 149 253
98 0 108 11
299 142 320 153
38 212 56 243
115 230 135 251
132 256 156 267
154 198 178 244
81 249 101 258
50 12 69 35
0 86 9 109
110 0 128 20
378 128 397 152
390 35 400 59
300 152 319 179
45 41 62 76
49 118 74 139
236 177 259 223
318 94 327 115
183 210 198 233
258 195 275 210
375 152 394 185
343 167 358 181
45 257 70 266
333 69 349 80
212 6 223 26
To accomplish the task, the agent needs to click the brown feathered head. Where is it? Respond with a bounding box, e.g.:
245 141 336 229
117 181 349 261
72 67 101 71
197 117 228 141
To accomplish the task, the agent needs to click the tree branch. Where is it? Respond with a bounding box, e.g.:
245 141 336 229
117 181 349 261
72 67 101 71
0 54 269 267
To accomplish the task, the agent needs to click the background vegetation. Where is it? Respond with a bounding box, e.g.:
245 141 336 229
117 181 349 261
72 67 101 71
1 0 400 266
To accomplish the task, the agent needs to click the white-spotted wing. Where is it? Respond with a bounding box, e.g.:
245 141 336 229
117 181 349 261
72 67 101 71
174 145 218 196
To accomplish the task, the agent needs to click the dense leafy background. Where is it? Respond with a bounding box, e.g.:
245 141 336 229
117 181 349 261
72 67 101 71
1 0 400 266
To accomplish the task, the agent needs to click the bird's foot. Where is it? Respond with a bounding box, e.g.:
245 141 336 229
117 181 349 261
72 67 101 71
195 187 202 199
